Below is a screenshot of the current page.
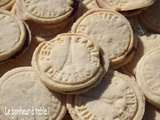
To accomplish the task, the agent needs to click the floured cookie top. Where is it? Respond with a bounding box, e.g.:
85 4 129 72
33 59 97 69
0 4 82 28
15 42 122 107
124 34 160 75
72 9 134 65
139 0 160 33
136 48 160 108
0 67 66 120
32 33 105 92
96 0 155 11
0 9 26 62
67 71 145 120
16 0 75 24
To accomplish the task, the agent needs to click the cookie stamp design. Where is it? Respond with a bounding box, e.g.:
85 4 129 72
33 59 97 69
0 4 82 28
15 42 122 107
32 33 104 92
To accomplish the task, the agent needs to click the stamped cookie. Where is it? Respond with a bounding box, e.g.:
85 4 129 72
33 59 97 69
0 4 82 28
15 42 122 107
139 0 160 33
16 0 77 24
72 9 134 67
0 9 27 62
136 48 160 108
32 33 105 92
96 0 155 11
67 71 145 120
0 67 67 120
124 34 160 75
0 0 15 10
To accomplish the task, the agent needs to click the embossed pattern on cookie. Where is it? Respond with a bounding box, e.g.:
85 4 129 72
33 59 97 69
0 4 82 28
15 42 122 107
72 9 134 65
32 33 104 92
0 0 12 7
67 71 145 120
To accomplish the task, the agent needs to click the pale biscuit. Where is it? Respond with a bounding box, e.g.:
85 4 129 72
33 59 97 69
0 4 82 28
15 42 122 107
0 9 26 62
0 67 67 120
72 9 134 67
16 0 75 24
0 0 15 10
67 71 145 120
136 48 160 108
32 33 105 92
139 0 160 33
124 34 160 75
96 0 155 11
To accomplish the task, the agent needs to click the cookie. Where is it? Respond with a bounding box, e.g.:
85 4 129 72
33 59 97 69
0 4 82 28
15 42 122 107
15 0 78 24
139 0 160 33
0 9 26 62
67 71 145 120
71 9 134 67
96 0 155 11
32 33 105 92
0 67 67 120
124 34 160 75
136 47 160 108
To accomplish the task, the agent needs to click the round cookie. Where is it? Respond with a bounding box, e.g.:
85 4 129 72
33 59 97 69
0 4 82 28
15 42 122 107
16 0 76 24
96 0 155 11
0 9 26 62
0 67 67 120
136 48 160 108
71 9 134 67
139 0 160 33
32 33 105 92
67 71 145 120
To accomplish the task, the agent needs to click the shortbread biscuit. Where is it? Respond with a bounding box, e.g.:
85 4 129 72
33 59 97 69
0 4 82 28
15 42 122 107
67 71 145 120
32 33 105 92
136 48 160 108
143 102 160 120
72 9 134 67
0 9 26 62
16 0 77 24
139 0 160 33
0 0 15 10
124 34 160 75
96 0 155 11
0 67 67 120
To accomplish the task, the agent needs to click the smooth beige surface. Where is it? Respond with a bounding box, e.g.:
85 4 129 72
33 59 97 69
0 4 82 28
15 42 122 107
0 9 26 62
32 33 105 92
96 0 155 11
16 0 74 24
136 48 160 108
139 0 160 33
67 71 145 120
72 9 134 66
124 34 160 75
0 67 67 120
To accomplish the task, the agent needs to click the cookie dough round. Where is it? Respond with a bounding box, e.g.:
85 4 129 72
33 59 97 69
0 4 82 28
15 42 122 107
136 48 160 108
0 9 26 62
67 71 145 120
32 33 105 92
0 67 67 120
72 9 134 66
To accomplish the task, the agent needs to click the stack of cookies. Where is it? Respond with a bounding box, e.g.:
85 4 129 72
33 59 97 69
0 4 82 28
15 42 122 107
1 0 160 120
11 0 79 45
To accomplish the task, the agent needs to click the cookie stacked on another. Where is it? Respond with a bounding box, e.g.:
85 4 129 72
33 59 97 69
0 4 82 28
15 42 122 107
12 0 79 45
96 0 156 16
0 9 31 63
